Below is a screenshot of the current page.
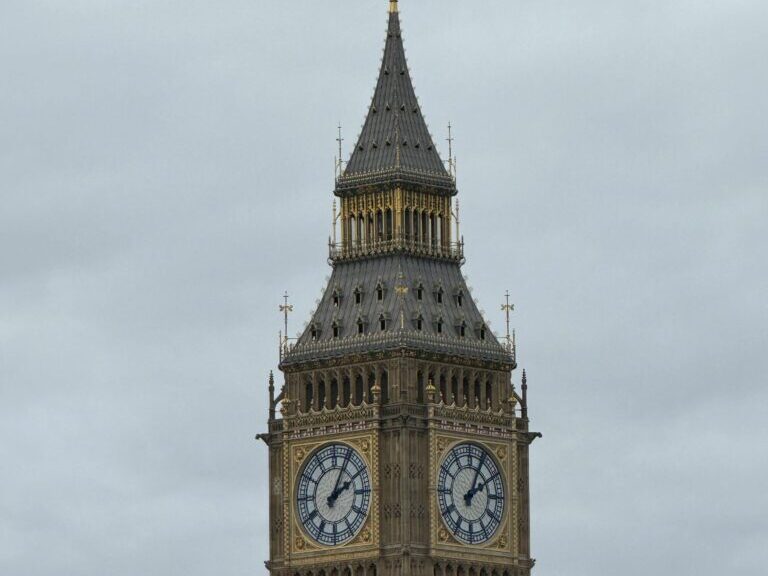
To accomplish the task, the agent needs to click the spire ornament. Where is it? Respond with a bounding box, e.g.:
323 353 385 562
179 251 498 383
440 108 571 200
279 292 294 354
389 0 398 14
501 291 515 354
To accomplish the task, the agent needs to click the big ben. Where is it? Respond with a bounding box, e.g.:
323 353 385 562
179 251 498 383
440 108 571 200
259 2 540 576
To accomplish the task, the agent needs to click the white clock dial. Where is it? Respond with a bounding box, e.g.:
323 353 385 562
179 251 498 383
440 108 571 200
296 443 371 546
437 442 505 545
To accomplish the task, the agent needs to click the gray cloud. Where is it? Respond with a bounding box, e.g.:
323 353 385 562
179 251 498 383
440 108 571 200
1 1 766 575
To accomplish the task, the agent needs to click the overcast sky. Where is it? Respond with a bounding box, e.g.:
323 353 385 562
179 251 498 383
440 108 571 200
2 1 767 575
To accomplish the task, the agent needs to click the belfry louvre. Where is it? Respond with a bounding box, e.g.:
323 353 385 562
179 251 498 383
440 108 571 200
259 2 540 576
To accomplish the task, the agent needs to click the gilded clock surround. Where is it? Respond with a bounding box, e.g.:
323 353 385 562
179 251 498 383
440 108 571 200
258 3 539 576
286 432 381 564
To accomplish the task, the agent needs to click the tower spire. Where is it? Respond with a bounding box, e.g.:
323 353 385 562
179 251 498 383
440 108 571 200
337 1 455 196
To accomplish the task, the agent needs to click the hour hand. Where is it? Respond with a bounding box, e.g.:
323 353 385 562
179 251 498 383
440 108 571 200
327 480 352 506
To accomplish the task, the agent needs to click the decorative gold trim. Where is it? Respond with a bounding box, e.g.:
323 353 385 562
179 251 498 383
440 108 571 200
431 434 514 552
287 434 379 559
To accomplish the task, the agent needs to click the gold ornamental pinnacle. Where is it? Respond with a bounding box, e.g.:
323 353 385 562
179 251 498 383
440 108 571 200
390 0 398 14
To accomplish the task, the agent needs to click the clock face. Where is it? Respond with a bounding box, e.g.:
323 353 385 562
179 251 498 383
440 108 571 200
296 443 371 546
437 442 505 545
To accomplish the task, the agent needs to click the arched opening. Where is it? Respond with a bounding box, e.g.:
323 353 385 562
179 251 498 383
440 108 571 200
379 314 386 331
474 379 481 408
343 376 351 406
381 371 389 403
367 213 374 245
422 212 429 246
417 371 424 403
367 372 376 404
318 380 326 410
330 378 339 409
430 213 437 247
385 208 393 240
437 214 444 247
305 380 313 412
376 210 383 242
357 215 364 246
439 374 447 404
354 375 364 405
404 208 412 241
451 376 459 406
349 215 356 245
486 380 493 410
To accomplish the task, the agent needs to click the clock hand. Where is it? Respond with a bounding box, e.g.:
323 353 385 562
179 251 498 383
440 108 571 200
464 452 487 506
327 448 352 507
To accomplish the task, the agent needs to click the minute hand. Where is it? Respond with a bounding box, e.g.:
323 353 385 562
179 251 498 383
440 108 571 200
328 448 352 506
465 452 487 505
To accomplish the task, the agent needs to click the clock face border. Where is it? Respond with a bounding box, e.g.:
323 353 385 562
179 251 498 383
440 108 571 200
289 435 378 556
436 442 505 545
432 435 513 551
293 440 372 549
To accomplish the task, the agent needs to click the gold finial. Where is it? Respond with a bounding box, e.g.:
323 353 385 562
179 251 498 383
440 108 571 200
389 0 398 14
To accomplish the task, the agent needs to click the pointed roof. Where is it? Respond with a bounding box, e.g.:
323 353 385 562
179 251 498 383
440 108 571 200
336 4 456 196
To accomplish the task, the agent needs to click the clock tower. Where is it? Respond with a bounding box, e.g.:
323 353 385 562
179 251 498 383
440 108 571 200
259 2 540 576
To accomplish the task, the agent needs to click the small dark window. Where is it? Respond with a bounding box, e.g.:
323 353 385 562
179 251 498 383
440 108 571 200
457 293 463 307
355 291 362 305
379 316 386 331
358 320 364 335
310 327 318 340
332 324 340 338
437 320 443 334
333 293 340 307
377 286 384 301
437 291 443 304
416 286 423 301
416 318 423 331
460 324 466 337
480 327 486 340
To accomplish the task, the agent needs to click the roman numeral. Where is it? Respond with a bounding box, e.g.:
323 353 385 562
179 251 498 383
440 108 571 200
354 488 370 495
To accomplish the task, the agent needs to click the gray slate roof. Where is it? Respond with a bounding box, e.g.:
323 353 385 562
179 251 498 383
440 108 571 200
336 9 455 194
282 255 511 367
